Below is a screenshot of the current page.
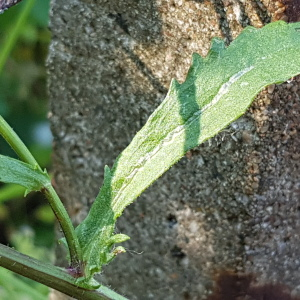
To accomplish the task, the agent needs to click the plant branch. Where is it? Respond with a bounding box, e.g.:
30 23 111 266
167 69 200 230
43 185 83 270
0 115 39 167
0 243 128 300
0 115 83 271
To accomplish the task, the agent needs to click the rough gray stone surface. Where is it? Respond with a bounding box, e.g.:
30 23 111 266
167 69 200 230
47 0 300 299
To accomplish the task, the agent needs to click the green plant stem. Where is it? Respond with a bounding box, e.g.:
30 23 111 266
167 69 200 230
0 0 36 74
43 185 83 271
0 244 127 300
0 115 83 271
0 115 39 167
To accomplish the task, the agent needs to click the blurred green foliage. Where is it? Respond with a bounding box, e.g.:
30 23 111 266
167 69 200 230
0 0 50 155
0 268 47 300
0 226 53 299
0 0 52 298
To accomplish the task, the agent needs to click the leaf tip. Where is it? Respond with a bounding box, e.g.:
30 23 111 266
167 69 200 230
208 37 226 58
104 165 111 178
24 189 30 197
108 233 130 246
112 246 127 256
171 78 180 88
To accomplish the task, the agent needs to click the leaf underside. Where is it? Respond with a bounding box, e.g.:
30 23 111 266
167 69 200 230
0 155 50 194
74 21 300 285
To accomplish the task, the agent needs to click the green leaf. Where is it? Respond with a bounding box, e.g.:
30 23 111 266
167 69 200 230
0 154 50 194
76 21 300 282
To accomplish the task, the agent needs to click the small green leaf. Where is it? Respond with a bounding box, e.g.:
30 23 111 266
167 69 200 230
0 154 50 193
108 234 130 245
75 21 300 281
